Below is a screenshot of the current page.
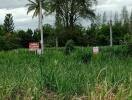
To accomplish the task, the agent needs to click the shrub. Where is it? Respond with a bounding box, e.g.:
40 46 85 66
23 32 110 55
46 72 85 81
64 40 75 55
127 43 132 56
0 35 19 51
81 53 92 64
100 46 128 58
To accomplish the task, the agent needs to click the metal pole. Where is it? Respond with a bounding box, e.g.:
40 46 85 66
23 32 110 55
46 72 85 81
39 0 44 54
110 20 113 47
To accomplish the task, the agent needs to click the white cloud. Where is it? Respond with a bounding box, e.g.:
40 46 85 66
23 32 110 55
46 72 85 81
0 0 132 30
96 0 132 12
0 7 55 30
0 0 27 9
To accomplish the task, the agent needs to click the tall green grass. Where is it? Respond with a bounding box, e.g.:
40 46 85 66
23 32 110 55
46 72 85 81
0 47 131 99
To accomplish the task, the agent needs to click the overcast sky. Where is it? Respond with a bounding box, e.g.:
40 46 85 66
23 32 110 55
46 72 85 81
0 0 132 30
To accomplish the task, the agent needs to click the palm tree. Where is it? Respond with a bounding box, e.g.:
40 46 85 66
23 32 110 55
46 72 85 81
26 0 45 54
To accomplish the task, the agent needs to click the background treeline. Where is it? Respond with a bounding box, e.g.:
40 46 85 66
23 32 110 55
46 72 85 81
0 6 132 50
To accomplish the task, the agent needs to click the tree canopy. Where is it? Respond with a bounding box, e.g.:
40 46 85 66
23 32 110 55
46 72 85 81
4 14 14 33
46 0 97 28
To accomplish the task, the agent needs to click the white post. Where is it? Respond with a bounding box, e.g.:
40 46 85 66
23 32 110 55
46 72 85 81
39 0 44 54
110 20 113 47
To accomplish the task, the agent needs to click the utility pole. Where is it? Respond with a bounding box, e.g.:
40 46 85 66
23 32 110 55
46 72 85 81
39 0 44 54
110 19 113 47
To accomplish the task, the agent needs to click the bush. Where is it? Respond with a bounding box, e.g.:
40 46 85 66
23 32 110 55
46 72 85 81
0 36 7 50
127 43 132 56
81 53 92 64
64 40 75 55
0 35 19 51
99 46 128 58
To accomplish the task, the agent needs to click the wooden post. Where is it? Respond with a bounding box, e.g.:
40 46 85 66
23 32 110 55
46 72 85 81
110 20 113 47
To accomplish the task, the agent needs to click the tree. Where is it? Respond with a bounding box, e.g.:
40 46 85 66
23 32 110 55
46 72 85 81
121 6 129 24
47 0 96 28
4 14 14 33
95 13 101 26
130 11 132 23
130 11 132 34
43 24 56 47
26 0 47 53
102 12 107 24
54 0 62 47
114 12 119 24
121 6 129 35
17 29 36 48
0 25 4 36
26 0 46 18
54 24 64 47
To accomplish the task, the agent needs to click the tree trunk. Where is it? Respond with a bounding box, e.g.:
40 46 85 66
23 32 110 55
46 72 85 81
70 15 74 28
65 1 69 28
39 0 44 54
65 13 69 28
70 0 74 28
56 37 59 48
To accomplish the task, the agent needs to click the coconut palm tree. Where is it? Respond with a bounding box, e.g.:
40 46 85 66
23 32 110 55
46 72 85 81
26 0 45 54
26 0 45 25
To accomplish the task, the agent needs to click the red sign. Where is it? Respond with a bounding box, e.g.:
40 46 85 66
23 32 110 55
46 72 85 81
29 42 39 51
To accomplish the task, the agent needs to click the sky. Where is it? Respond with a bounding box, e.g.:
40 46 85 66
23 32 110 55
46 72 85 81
0 0 132 30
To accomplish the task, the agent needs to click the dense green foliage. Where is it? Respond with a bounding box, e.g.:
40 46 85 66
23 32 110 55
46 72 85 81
4 14 14 33
0 0 132 51
0 35 19 51
26 0 46 18
0 46 131 99
47 0 96 28
64 40 74 55
0 0 132 99
0 6 132 50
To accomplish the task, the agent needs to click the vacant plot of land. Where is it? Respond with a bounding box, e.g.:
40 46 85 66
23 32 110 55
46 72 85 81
0 47 132 100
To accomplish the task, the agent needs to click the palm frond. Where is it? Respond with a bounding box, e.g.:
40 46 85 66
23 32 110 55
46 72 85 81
26 0 40 18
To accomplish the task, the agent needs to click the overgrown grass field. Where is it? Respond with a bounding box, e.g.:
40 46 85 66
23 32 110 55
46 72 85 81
0 46 132 100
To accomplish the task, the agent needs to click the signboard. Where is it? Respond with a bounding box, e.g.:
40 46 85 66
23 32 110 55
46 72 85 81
29 42 39 51
93 47 99 54
37 49 42 55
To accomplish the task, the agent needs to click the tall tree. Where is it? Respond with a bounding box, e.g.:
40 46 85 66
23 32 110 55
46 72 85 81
121 6 129 34
114 12 119 24
121 6 129 24
26 0 46 18
26 0 48 53
130 11 132 34
102 12 107 24
47 0 96 28
4 14 14 33
95 13 101 26
54 0 62 47
130 11 132 23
